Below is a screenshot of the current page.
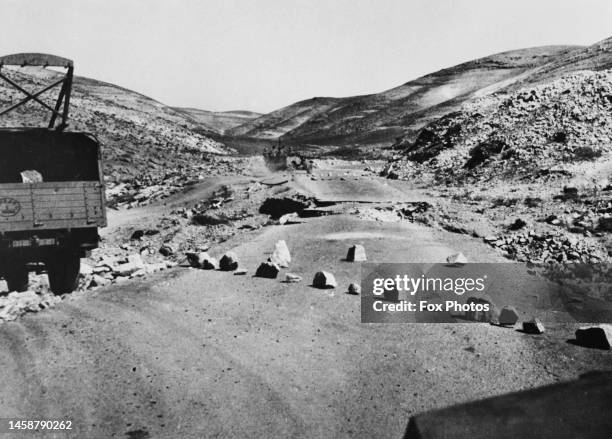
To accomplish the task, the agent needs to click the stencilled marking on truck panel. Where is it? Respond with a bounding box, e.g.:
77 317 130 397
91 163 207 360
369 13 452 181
0 198 21 217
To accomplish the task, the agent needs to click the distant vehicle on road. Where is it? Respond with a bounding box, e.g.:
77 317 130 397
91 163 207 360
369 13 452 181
0 53 106 294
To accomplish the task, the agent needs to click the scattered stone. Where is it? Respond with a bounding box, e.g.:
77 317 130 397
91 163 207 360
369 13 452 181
446 252 468 265
255 262 280 279
127 254 144 266
509 218 527 230
79 262 94 276
191 213 230 226
269 240 291 268
159 244 175 256
201 255 218 270
563 186 579 199
0 291 62 322
498 306 519 326
598 217 612 232
0 303 20 321
313 271 337 289
575 325 612 350
347 283 361 295
284 273 302 283
113 261 144 277
91 274 111 287
129 229 160 240
346 244 367 262
219 252 239 271
186 252 218 269
278 212 302 225
522 318 545 334
259 197 309 219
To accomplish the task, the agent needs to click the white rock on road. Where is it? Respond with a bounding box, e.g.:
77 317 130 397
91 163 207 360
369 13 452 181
269 240 291 268
346 245 367 262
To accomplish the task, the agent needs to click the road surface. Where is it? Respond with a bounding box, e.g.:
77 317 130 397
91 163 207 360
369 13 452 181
0 166 610 438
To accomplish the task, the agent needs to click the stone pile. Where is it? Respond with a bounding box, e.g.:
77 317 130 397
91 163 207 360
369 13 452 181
0 291 62 322
80 253 175 288
483 229 604 263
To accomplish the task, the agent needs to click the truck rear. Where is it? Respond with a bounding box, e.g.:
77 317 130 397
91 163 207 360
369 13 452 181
0 54 106 294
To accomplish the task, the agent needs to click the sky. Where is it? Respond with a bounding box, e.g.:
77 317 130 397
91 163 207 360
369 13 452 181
1 0 611 113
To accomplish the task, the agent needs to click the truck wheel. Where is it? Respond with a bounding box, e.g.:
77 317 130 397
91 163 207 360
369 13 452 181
4 265 29 292
47 252 81 295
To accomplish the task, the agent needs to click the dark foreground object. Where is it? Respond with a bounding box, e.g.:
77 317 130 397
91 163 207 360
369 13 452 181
404 371 612 439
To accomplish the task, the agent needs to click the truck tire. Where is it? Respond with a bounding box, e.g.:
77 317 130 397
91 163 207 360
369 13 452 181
4 265 29 292
47 252 81 295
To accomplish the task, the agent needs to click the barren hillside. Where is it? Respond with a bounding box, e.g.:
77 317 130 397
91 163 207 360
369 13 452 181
174 107 261 134
227 96 342 139
230 46 580 149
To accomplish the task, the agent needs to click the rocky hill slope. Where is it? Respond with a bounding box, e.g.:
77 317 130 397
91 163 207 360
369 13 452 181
392 69 612 184
0 67 230 182
173 107 261 135
229 46 580 148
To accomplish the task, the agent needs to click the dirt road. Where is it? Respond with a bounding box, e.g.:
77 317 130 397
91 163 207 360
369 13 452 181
0 165 610 439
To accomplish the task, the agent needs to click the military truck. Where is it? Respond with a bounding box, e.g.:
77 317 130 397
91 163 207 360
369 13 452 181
0 53 106 294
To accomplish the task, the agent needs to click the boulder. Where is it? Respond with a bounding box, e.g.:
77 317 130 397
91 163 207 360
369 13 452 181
498 306 519 326
284 273 302 283
186 252 218 269
0 303 20 321
279 213 302 225
447 252 468 265
127 254 145 267
347 283 361 295
79 262 94 276
346 245 367 262
201 255 219 270
509 218 527 230
113 261 144 277
159 244 175 256
219 252 239 271
313 271 337 289
522 318 545 334
20 169 43 183
255 262 280 279
575 325 612 349
269 240 291 268
91 274 111 287
234 268 248 275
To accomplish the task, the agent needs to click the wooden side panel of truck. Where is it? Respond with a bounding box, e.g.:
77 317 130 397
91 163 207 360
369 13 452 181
0 181 106 231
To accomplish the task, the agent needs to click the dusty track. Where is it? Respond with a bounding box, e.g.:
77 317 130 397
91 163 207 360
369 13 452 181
0 164 610 439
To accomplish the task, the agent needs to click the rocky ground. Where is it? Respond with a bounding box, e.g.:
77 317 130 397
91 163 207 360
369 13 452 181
380 69 612 276
0 160 610 438
3 157 612 322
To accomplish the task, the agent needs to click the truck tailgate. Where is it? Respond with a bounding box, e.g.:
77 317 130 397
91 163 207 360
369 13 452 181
0 181 106 231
